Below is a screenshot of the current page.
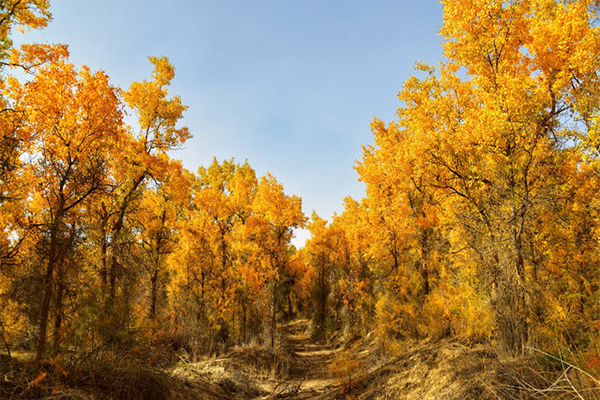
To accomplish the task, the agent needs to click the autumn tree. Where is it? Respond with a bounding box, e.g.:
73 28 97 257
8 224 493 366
5 46 123 360
333 198 374 336
135 159 190 321
357 0 600 355
166 159 265 353
0 0 59 357
167 183 223 356
96 56 190 316
248 173 306 347
304 212 352 333
1 0 53 265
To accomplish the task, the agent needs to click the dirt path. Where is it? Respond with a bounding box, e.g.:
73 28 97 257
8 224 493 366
171 320 342 400
267 320 339 399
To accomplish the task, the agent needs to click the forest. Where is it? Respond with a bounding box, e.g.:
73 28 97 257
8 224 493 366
1 0 599 399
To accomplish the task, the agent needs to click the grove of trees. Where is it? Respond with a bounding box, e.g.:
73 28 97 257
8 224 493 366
1 0 598 381
1 0 307 363
303 0 599 365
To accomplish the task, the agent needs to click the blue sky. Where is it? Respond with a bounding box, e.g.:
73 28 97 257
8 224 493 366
14 0 444 246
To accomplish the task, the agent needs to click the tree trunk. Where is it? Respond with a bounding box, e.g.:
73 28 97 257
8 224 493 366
287 291 293 320
37 209 65 362
150 268 158 319
420 228 431 296
243 303 247 343
37 253 57 362
100 236 108 286
52 277 64 355
493 235 529 357
270 283 277 348
99 205 109 286
109 252 118 301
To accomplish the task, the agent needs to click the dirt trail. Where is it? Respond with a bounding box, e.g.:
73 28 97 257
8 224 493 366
171 320 342 400
269 319 339 399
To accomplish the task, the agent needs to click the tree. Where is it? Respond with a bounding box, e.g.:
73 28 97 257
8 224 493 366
166 159 262 352
248 173 306 347
304 212 349 333
390 0 600 355
333 198 374 336
136 159 189 320
6 46 123 360
101 55 190 307
355 118 448 340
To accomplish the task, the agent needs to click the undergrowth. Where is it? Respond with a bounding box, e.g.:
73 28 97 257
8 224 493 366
489 348 600 400
1 337 175 400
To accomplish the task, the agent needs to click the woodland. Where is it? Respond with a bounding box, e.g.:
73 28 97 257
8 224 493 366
0 0 599 399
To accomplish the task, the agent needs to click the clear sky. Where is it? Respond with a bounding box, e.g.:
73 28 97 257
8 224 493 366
14 0 445 247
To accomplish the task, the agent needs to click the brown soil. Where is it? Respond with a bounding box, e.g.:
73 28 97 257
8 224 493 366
274 319 339 399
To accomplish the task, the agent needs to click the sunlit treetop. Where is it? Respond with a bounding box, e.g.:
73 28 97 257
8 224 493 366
0 0 51 63
124 56 191 153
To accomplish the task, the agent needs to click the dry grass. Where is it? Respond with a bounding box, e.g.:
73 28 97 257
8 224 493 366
322 338 499 400
228 342 291 379
488 348 600 400
328 352 363 394
4 325 597 400
64 347 172 400
1 344 173 400
321 338 600 400
170 342 293 400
